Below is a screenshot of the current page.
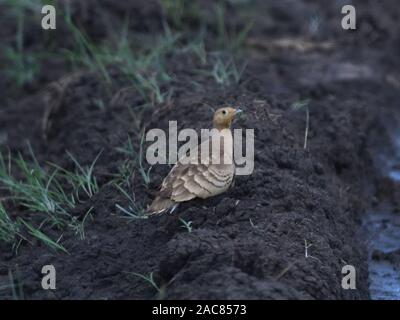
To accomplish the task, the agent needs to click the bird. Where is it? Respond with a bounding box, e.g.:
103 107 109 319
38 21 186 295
146 107 242 215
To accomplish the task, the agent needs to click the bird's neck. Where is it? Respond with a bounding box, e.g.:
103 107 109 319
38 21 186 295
213 127 233 164
213 123 231 131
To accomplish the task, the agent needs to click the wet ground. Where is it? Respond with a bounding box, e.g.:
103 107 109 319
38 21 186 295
364 132 400 300
364 210 400 299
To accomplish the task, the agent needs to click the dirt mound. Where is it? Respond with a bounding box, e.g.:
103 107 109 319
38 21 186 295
1 0 400 300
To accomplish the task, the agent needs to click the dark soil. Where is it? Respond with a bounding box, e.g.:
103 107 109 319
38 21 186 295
1 0 400 300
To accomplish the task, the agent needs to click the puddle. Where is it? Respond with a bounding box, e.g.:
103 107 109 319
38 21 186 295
363 211 400 300
389 170 400 182
369 260 400 300
363 132 400 300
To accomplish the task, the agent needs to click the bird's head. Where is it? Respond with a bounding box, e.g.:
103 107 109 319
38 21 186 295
212 107 243 130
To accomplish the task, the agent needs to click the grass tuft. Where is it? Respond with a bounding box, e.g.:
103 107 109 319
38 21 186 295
4 7 40 87
215 3 253 51
115 133 152 187
18 218 68 254
128 271 161 293
201 55 246 86
0 147 101 250
64 10 177 105
0 202 21 244
0 150 74 226
179 218 193 233
114 183 146 220
52 151 102 200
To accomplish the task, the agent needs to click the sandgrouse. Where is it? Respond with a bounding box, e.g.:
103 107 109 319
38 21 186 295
146 107 242 215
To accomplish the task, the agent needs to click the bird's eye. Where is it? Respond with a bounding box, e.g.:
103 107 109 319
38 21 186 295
222 110 227 115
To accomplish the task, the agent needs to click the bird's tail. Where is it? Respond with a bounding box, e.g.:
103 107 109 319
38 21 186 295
146 196 176 215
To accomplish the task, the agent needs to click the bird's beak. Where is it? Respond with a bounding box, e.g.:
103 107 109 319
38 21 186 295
235 108 243 115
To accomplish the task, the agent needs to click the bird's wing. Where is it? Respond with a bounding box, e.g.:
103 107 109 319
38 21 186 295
158 138 234 202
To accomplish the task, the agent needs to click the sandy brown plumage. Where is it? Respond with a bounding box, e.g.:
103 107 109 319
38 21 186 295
146 107 241 215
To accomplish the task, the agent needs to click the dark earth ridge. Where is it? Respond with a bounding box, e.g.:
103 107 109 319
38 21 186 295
1 0 400 299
